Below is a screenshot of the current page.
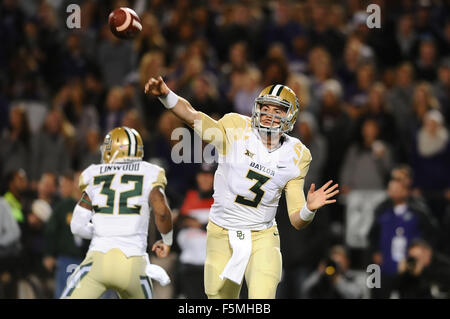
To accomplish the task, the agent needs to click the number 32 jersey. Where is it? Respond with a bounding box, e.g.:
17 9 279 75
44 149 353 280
78 161 167 257
194 113 312 231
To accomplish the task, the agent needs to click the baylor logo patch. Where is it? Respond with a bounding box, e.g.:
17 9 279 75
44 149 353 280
236 231 245 240
244 149 255 159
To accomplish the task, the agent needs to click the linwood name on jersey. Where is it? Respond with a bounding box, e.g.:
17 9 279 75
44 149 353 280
99 163 141 174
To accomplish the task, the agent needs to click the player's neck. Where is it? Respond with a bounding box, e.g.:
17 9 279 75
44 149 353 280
258 131 282 152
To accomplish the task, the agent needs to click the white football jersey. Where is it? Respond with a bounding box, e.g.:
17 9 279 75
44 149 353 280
194 113 312 230
79 161 167 257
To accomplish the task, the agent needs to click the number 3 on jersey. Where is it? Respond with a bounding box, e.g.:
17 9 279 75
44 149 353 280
235 170 270 208
93 174 143 215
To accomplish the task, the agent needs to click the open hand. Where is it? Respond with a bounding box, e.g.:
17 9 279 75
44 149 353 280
152 239 171 258
306 180 339 211
144 76 170 97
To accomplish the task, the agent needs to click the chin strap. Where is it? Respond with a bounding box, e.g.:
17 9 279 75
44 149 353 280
109 150 119 163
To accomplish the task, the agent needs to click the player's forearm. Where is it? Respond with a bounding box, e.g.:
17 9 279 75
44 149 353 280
155 208 173 235
159 90 202 128
290 211 312 230
171 96 202 127
149 187 173 240
289 204 316 230
155 207 173 246
158 90 226 150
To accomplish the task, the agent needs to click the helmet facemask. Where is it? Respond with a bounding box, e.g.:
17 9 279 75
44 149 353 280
251 95 297 136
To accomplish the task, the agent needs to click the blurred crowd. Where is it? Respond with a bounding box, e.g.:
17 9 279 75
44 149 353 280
0 0 450 299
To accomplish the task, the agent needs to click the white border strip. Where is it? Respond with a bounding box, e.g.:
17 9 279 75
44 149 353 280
124 127 136 156
140 278 153 299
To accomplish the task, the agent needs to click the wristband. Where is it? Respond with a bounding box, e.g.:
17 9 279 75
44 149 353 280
161 229 173 246
158 90 179 109
299 204 316 222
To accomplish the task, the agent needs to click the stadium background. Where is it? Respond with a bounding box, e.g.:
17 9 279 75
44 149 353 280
0 0 449 299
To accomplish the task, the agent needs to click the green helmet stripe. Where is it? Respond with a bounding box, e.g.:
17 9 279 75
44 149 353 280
268 85 276 95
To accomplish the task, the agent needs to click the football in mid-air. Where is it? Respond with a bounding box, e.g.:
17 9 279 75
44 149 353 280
108 7 142 39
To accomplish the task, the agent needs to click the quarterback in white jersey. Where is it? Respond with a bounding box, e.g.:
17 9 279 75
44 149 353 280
145 77 339 299
208 112 310 231
61 127 173 299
